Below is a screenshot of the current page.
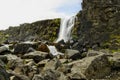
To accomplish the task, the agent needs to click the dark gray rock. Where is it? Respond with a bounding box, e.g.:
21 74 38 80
9 71 30 80
0 45 10 54
43 59 61 71
87 50 102 57
22 51 49 63
14 42 38 54
109 52 120 69
0 60 10 80
32 75 43 80
65 49 81 60
33 69 68 80
69 53 111 79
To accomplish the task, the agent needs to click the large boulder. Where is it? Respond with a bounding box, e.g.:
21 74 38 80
43 59 61 71
64 49 81 60
69 53 111 79
6 54 23 71
86 50 102 57
14 42 39 54
32 69 68 80
0 45 10 54
37 44 50 53
22 51 49 63
0 60 10 80
9 72 30 80
109 52 120 69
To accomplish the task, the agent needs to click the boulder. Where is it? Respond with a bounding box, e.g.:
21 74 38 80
65 49 81 60
22 51 49 63
22 65 37 79
32 75 43 80
8 71 30 80
37 59 49 68
27 47 36 53
0 45 10 54
0 60 10 80
37 44 50 53
7 55 23 70
70 72 86 80
43 59 61 71
69 53 111 79
86 50 101 57
109 52 120 69
14 42 38 54
0 54 20 66
0 55 8 64
32 69 68 80
57 64 72 74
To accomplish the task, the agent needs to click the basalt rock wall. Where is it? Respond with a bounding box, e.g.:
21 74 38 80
0 18 60 43
74 0 120 51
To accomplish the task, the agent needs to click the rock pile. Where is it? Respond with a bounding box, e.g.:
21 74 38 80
0 40 119 80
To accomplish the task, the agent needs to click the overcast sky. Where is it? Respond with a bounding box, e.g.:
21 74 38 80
0 0 82 30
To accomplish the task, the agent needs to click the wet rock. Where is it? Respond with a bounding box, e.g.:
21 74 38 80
57 40 66 45
47 46 63 56
65 49 81 60
69 53 111 79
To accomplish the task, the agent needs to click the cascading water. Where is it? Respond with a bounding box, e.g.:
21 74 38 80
47 45 63 56
49 16 76 56
56 16 76 43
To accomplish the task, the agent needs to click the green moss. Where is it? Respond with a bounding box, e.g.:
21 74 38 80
0 31 9 43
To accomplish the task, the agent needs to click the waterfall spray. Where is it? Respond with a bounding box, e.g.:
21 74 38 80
56 16 76 43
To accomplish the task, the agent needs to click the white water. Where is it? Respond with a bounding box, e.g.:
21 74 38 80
56 16 76 43
47 46 63 56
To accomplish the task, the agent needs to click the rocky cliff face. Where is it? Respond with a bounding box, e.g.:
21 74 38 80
0 18 60 43
74 0 120 51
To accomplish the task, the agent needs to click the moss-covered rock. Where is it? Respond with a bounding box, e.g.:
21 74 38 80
0 18 60 43
73 0 120 51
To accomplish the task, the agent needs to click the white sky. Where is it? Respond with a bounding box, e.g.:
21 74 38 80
0 0 82 30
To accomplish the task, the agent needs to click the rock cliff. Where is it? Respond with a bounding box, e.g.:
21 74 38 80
0 18 60 43
73 0 120 51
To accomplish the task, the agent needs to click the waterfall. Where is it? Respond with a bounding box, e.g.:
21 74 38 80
56 16 76 43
